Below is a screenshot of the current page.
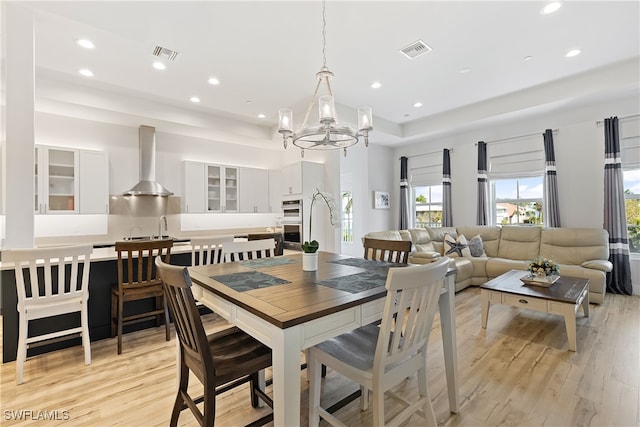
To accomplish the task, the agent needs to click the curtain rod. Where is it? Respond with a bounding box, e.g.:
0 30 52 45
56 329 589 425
476 128 559 146
596 113 640 126
400 148 453 160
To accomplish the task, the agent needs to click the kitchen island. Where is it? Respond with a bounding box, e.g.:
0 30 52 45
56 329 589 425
0 230 286 363
1 241 195 363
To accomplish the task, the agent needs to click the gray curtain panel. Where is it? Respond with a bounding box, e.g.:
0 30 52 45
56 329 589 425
399 156 410 230
442 149 453 227
603 116 633 295
543 129 561 227
476 141 489 225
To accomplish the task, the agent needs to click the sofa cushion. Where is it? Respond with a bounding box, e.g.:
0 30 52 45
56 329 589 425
408 228 437 253
363 230 411 241
444 233 471 257
539 228 610 265
453 257 473 285
497 225 541 261
456 226 501 257
486 258 528 278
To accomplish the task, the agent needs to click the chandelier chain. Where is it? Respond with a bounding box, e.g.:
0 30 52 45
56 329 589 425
321 0 327 69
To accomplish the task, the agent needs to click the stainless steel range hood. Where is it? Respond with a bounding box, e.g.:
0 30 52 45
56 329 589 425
123 125 174 196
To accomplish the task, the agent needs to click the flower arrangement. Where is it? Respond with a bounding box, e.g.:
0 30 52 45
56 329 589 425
302 188 339 253
527 256 559 278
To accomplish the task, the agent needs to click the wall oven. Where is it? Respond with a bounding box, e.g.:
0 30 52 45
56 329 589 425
283 223 302 249
282 199 302 220
282 199 303 249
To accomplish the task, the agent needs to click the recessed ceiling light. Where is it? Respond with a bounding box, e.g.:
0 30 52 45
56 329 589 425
523 56 533 61
459 67 471 74
153 61 166 70
371 82 382 89
565 49 582 58
541 2 562 15
76 39 95 49
190 96 200 103
208 77 220 85
258 113 266 119
78 69 93 77
413 102 423 108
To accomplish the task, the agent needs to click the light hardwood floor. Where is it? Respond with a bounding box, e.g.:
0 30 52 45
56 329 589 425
2 287 638 426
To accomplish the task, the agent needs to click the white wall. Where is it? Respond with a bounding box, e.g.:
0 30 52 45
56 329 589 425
339 142 394 257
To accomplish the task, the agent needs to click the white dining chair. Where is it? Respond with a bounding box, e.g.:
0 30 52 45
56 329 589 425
308 257 449 427
191 235 235 267
222 238 276 263
190 235 234 302
4 244 94 384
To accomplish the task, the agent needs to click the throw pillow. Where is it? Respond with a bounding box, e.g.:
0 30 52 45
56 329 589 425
444 233 471 257
467 234 485 257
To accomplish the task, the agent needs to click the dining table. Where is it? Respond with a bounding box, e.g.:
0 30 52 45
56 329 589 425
188 251 459 426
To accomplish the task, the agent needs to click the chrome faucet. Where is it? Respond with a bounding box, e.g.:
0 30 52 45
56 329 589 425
159 215 168 239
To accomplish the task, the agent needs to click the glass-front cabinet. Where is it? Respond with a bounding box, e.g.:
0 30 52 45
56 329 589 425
35 147 79 214
207 165 238 213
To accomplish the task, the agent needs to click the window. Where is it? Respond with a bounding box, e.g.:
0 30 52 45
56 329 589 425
624 169 640 253
413 185 442 228
341 191 353 243
493 177 544 225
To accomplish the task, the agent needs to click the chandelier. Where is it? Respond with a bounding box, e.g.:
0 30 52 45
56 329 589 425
278 0 373 157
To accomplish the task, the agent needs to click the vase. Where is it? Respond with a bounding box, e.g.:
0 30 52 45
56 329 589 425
302 252 318 271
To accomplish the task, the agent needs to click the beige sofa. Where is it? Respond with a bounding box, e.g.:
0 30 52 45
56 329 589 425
364 226 612 304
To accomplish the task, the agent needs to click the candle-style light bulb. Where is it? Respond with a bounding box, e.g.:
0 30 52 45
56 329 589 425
319 95 336 124
278 109 293 132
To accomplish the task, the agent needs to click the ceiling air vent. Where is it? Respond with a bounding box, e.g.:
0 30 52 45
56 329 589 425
152 45 180 61
399 40 432 60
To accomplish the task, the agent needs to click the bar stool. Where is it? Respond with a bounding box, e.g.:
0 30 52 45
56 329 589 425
110 239 172 354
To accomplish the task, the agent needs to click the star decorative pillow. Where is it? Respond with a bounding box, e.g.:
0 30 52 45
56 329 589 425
444 233 471 257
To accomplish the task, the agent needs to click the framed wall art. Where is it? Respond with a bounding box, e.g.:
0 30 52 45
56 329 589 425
374 191 390 209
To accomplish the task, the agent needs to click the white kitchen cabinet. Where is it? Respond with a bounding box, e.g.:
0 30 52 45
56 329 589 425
35 146 108 215
281 161 324 197
269 169 282 213
35 146 79 214
282 162 302 196
239 167 270 213
79 149 109 214
182 161 206 213
207 165 238 213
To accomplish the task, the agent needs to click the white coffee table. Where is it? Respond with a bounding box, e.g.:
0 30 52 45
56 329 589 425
480 269 590 351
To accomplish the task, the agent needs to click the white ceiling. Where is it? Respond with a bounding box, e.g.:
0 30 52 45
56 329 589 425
8 1 640 147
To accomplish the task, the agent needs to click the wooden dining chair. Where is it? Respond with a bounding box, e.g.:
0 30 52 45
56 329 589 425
155 257 273 427
3 244 94 384
308 257 449 427
363 237 412 264
222 238 276 263
111 239 172 355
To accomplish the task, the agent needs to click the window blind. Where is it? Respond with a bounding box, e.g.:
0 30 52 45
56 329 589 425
488 134 544 179
620 118 640 169
409 152 442 186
